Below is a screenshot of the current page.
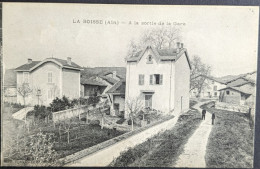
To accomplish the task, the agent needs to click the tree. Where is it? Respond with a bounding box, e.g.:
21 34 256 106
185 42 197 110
126 97 143 131
17 83 33 106
190 55 212 97
127 26 181 58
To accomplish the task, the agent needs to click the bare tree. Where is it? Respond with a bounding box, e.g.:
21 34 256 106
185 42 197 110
190 55 212 97
126 97 143 131
17 83 33 106
127 26 181 58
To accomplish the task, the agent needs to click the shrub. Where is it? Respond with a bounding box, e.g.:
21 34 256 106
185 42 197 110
116 118 125 124
89 120 100 126
49 96 73 112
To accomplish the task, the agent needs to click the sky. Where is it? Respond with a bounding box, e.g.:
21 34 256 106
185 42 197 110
2 3 259 77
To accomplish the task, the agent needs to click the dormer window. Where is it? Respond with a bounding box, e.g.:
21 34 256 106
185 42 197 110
147 55 153 64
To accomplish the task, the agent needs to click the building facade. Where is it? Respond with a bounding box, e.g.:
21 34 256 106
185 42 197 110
125 44 191 118
15 57 82 106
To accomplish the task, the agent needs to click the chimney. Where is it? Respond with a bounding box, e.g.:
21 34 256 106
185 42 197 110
113 71 117 78
28 58 32 64
67 57 72 65
176 42 180 49
181 43 184 48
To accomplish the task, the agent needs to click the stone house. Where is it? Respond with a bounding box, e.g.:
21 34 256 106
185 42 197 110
125 43 191 118
15 57 82 106
219 76 256 106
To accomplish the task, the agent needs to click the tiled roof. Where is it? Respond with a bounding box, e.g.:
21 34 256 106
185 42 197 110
80 78 107 86
192 75 226 84
15 58 82 71
106 80 126 94
15 61 41 71
126 45 191 69
49 58 82 69
3 69 17 87
218 86 252 95
226 78 253 87
127 46 182 62
99 75 118 85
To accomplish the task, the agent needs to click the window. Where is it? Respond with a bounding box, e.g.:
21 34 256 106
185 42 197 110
214 86 217 91
150 74 163 85
48 72 52 83
23 72 29 83
147 55 153 64
145 95 152 108
214 92 217 96
139 74 144 85
226 90 230 95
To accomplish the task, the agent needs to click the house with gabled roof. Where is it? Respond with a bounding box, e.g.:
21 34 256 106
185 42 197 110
106 80 126 116
218 74 256 106
125 43 191 117
15 57 82 106
190 75 227 98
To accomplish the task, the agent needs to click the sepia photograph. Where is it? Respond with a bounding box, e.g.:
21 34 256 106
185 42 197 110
1 2 259 168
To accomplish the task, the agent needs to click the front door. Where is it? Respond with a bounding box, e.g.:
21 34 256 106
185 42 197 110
145 95 152 108
114 103 120 115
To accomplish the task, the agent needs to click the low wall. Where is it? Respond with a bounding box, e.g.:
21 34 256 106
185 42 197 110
52 105 93 123
215 102 250 113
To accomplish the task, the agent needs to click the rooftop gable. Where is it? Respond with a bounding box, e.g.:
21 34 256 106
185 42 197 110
15 58 82 72
126 45 191 69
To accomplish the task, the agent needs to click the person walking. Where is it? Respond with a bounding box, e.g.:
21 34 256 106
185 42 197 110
212 112 215 125
202 109 206 120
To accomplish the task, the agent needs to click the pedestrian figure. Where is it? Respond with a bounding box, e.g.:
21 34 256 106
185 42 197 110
202 109 206 120
212 112 215 125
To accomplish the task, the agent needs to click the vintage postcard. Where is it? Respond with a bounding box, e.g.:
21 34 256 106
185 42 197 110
1 3 258 168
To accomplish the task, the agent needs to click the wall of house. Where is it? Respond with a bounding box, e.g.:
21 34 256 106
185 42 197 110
17 62 62 106
174 52 190 114
4 87 17 103
190 79 226 98
62 68 80 99
220 89 241 104
110 94 125 116
125 48 174 118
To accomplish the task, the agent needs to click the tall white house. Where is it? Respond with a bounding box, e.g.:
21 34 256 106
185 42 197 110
125 44 191 117
15 57 82 106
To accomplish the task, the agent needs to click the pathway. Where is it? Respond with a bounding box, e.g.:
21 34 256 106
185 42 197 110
67 114 180 167
174 101 213 168
12 107 34 121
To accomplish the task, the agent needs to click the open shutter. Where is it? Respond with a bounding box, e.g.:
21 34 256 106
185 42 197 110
160 74 163 85
139 74 141 85
150 75 153 85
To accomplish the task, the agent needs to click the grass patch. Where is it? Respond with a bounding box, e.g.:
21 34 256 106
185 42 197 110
110 109 202 167
202 102 254 168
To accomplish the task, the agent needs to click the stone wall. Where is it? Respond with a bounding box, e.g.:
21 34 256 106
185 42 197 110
215 102 250 113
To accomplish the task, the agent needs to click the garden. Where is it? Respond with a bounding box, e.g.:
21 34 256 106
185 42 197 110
2 96 174 166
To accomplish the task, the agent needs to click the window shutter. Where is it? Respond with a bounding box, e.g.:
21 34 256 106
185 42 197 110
160 74 163 85
150 75 153 85
142 75 144 85
139 75 141 85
